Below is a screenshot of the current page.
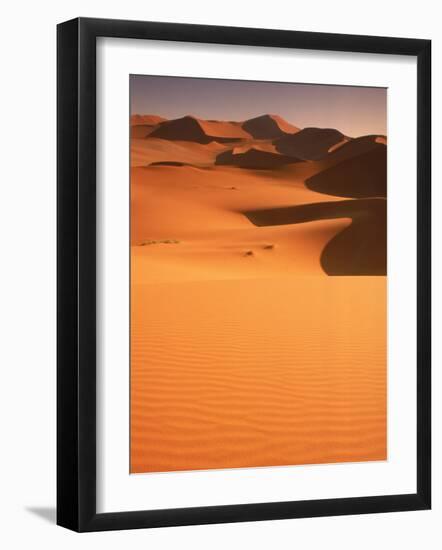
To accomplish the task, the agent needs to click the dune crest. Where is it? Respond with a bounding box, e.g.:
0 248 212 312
131 114 167 126
242 114 300 139
130 115 168 139
150 115 250 143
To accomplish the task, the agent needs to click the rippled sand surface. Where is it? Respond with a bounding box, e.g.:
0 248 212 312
131 277 386 473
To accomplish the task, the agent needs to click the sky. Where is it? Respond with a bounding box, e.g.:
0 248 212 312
131 75 387 138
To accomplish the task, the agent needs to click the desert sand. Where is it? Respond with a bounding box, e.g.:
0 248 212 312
130 113 387 473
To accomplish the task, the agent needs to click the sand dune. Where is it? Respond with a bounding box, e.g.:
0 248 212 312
305 145 387 198
150 115 250 143
244 198 386 275
130 114 168 138
130 162 352 283
131 114 166 126
130 113 387 473
130 137 225 167
130 163 342 243
275 127 346 160
242 114 299 139
324 135 386 164
198 118 250 139
131 125 159 139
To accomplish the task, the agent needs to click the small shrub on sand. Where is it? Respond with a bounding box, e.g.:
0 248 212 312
263 244 275 250
244 250 254 257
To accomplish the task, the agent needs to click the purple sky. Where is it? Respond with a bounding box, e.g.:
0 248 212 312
131 75 387 138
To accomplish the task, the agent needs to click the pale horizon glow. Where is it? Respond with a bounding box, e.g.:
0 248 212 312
131 74 387 138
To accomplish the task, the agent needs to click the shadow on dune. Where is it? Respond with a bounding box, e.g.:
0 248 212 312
325 135 386 165
243 198 386 275
149 161 195 167
274 128 346 160
305 145 387 198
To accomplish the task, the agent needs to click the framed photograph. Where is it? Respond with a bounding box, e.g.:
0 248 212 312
57 17 431 532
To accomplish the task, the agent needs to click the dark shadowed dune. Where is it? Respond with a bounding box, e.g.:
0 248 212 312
324 135 386 165
305 145 387 198
149 116 213 143
274 127 346 160
216 147 301 169
242 114 300 139
149 116 250 143
243 198 386 275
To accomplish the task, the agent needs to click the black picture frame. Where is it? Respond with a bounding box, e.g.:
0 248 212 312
57 17 431 532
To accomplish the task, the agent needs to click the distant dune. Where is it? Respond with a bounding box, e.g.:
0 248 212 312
130 114 167 138
130 112 387 474
130 137 225 167
242 114 300 139
324 135 387 164
199 118 250 140
274 127 346 160
131 114 167 125
131 125 158 139
150 115 250 143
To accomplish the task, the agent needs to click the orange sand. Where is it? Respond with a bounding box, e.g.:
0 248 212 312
130 116 387 473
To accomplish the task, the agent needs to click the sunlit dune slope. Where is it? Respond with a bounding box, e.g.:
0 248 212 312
131 114 167 125
130 114 167 138
130 138 225 167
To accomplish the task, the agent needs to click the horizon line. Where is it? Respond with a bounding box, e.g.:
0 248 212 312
130 113 388 138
